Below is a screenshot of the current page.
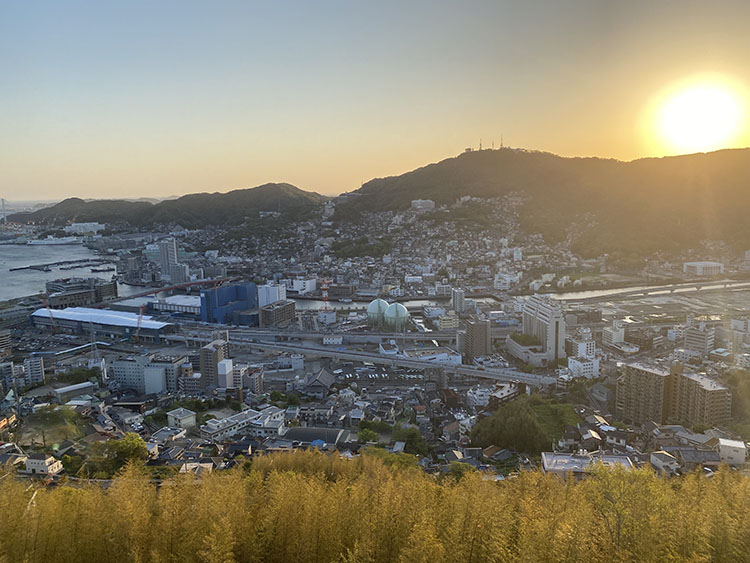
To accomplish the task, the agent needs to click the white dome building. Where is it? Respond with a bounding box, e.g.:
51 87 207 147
367 299 389 326
384 302 410 331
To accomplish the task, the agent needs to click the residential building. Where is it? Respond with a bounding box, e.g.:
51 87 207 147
200 340 228 388
602 320 625 347
159 238 178 274
452 288 466 314
616 362 731 426
24 453 63 476
683 323 715 357
169 263 190 284
167 408 197 429
411 199 435 211
23 356 45 386
260 300 296 328
0 329 10 357
464 317 491 363
200 406 285 441
568 355 600 379
541 452 634 479
717 438 746 466
217 359 235 389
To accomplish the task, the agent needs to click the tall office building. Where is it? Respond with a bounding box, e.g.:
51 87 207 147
159 238 178 274
522 294 566 362
464 317 492 363
616 362 731 426
199 340 228 388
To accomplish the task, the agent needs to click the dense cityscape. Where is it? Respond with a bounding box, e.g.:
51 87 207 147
2 188 750 487
4 1 750 561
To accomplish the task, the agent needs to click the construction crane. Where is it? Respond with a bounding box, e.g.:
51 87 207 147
40 294 57 334
133 305 145 344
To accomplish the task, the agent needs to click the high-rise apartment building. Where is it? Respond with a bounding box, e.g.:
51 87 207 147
199 340 228 388
464 317 492 363
452 288 466 314
159 238 178 275
522 294 566 362
0 330 11 357
616 362 731 426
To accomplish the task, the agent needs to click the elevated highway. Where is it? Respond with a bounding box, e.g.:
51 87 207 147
165 333 555 387
564 279 750 303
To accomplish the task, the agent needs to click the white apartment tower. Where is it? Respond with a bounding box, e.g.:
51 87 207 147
159 238 178 274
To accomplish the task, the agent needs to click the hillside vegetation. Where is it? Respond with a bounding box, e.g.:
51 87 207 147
9 183 326 228
2 449 750 562
336 147 750 257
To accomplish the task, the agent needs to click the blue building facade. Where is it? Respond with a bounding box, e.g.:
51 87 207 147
200 282 258 324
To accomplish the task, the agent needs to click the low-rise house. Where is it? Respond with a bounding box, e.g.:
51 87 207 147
166 407 197 429
541 451 634 480
604 429 629 449
149 426 187 446
717 438 747 466
24 453 63 476
650 450 680 475
300 368 336 399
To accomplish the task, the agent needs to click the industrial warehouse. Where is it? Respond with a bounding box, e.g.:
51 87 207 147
30 307 175 342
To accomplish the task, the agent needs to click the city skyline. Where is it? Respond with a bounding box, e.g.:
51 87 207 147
2 1 750 200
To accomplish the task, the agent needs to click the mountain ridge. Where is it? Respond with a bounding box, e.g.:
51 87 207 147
9 182 327 228
335 147 750 257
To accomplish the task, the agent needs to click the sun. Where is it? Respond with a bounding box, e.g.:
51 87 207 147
656 81 746 153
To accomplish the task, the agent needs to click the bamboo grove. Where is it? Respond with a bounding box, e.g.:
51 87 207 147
1 450 750 562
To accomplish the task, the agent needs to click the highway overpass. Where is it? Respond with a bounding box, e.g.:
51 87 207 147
166 333 555 387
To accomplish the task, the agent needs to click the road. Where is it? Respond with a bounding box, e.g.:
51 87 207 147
167 332 555 387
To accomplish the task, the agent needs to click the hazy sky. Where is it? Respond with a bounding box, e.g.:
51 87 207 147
2 1 750 200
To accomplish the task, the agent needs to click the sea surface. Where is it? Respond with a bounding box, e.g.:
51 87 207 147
0 243 139 302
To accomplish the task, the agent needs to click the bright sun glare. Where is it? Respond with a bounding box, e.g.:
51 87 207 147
658 83 745 153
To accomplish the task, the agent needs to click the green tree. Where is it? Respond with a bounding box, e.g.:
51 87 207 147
358 429 379 443
391 425 429 456
470 397 551 454
102 432 148 474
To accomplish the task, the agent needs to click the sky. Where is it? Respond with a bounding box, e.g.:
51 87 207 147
2 0 750 200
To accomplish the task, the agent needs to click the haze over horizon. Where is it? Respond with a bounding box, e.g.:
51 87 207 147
2 0 750 200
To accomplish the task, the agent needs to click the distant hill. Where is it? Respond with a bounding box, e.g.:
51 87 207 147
9 183 326 228
336 148 750 257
